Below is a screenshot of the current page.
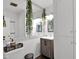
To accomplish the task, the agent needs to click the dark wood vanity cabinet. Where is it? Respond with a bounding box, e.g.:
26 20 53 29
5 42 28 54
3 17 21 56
40 38 54 59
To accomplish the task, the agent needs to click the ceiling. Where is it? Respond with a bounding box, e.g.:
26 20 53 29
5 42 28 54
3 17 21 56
3 0 53 15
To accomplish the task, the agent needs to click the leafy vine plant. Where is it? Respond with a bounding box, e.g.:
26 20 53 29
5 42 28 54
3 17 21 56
42 8 46 35
26 0 33 37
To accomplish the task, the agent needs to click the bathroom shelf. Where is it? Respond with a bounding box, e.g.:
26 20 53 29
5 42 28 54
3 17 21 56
4 43 23 53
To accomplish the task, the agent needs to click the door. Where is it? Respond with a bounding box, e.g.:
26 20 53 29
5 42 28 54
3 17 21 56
54 0 76 59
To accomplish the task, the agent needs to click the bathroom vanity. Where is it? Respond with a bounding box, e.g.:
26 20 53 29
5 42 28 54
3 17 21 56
40 37 54 59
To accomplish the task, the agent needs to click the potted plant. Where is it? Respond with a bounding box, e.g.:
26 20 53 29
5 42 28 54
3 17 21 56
26 0 33 38
42 8 46 35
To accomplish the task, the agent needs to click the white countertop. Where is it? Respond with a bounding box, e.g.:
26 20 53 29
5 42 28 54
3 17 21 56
41 36 54 40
